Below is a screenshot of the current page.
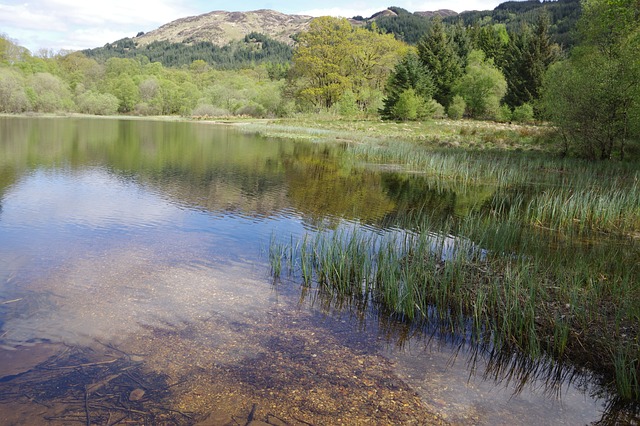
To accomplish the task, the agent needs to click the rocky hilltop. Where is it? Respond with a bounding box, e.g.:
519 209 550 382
414 10 459 18
132 8 462 48
134 9 313 47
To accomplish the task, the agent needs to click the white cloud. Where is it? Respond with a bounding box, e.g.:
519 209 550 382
0 0 197 52
0 3 64 30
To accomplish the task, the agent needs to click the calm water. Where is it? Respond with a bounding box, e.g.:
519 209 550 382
0 117 616 424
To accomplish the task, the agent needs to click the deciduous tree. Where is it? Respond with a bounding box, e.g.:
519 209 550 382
540 0 640 159
453 50 507 119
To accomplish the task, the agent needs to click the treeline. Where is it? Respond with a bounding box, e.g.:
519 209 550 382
1 0 638 159
293 14 555 122
370 0 581 47
83 32 292 69
0 35 292 118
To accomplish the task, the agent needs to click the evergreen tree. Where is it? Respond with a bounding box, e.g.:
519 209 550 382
417 18 463 107
380 52 434 120
504 14 557 109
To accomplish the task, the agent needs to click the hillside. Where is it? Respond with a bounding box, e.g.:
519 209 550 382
82 3 582 68
134 9 312 47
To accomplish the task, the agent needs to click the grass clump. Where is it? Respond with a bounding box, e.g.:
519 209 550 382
270 220 639 403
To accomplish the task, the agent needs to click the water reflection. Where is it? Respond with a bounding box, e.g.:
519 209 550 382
0 117 637 424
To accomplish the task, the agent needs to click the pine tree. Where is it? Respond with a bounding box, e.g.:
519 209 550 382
503 14 557 109
417 18 463 107
380 52 434 120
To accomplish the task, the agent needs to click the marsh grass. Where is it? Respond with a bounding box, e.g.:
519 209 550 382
259 115 639 402
270 221 639 402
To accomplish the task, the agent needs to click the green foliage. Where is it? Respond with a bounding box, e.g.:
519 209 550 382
236 101 267 118
289 16 406 111
0 68 30 112
369 11 432 44
392 88 421 121
447 94 466 119
454 50 508 119
77 91 119 115
428 99 446 118
512 103 534 123
503 14 559 109
540 0 640 159
105 74 139 113
191 103 230 117
469 24 510 68
84 33 293 69
380 52 434 120
0 35 30 65
417 18 463 107
335 90 360 117
28 72 73 112
496 104 513 122
447 0 582 48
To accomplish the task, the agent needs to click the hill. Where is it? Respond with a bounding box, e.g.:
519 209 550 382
135 9 312 47
82 2 582 69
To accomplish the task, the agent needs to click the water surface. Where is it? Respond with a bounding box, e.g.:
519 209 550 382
0 117 616 424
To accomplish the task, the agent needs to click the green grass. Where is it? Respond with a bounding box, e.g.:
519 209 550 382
271 222 639 402
259 115 640 404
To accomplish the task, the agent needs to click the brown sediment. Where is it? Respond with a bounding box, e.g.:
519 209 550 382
0 307 446 425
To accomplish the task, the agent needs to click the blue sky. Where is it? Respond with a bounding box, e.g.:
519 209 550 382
0 0 504 53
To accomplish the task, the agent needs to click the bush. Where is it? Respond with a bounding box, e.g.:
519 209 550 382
512 103 534 123
336 90 359 117
496 104 512 122
133 102 160 116
191 103 230 117
427 99 446 119
77 91 119 115
29 72 73 112
453 50 507 119
0 69 31 112
236 101 267 118
392 89 421 121
447 95 466 120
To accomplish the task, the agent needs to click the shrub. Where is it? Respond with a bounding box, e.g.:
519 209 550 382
447 95 466 120
192 103 230 117
336 90 360 117
133 102 159 116
77 91 119 115
392 88 421 121
496 104 512 122
236 101 267 118
512 103 534 123
453 50 507 119
0 69 31 112
427 99 446 119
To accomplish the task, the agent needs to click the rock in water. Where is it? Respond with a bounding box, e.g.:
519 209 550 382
129 388 145 401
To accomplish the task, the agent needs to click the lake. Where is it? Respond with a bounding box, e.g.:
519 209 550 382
0 116 624 424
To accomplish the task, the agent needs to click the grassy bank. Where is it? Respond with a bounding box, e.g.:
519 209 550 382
256 116 639 403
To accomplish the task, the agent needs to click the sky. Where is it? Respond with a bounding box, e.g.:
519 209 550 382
0 0 505 53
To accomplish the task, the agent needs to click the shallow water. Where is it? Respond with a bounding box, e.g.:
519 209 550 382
0 117 618 424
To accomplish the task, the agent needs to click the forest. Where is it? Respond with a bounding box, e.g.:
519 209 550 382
0 0 638 160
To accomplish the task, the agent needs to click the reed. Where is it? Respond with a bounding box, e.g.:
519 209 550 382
269 222 639 401
259 117 639 401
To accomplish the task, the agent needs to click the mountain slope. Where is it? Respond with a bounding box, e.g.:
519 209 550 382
135 9 312 47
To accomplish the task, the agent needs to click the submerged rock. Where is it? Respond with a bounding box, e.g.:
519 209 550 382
129 388 145 401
